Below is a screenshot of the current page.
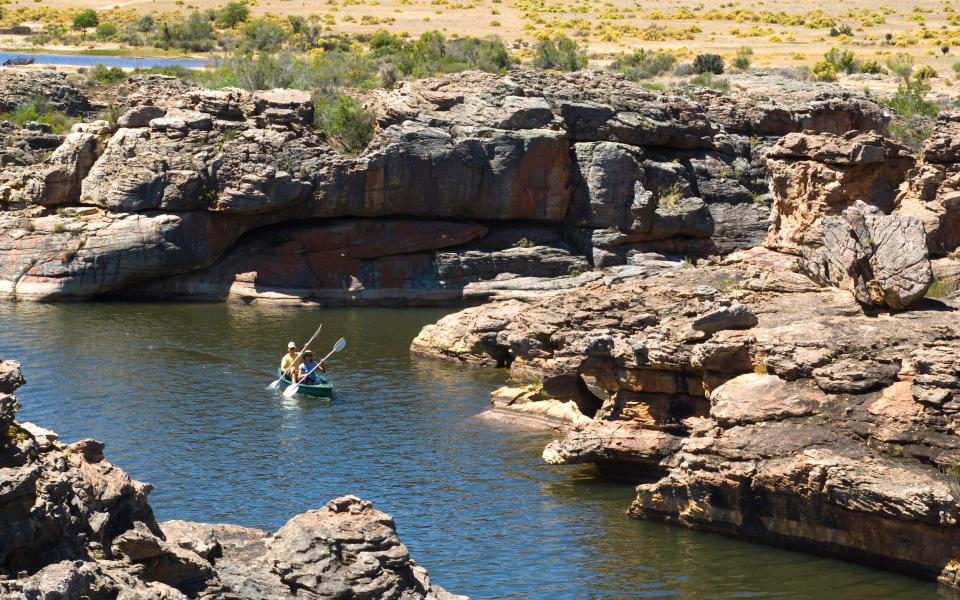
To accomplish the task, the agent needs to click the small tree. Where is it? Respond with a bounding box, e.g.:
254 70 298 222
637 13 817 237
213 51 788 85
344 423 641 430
95 22 118 41
135 14 155 33
72 9 99 38
692 53 724 74
732 46 753 70
532 35 587 71
217 1 250 28
886 52 914 81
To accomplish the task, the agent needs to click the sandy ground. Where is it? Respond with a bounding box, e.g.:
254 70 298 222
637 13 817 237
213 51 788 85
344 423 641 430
1 0 958 72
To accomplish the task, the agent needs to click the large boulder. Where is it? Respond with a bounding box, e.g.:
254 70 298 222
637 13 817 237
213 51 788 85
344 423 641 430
800 200 933 309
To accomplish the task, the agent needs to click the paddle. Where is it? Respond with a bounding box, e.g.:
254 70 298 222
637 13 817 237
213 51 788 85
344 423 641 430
283 337 346 398
266 323 323 390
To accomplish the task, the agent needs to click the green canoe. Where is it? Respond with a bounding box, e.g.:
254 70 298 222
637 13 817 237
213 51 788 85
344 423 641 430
276 368 334 398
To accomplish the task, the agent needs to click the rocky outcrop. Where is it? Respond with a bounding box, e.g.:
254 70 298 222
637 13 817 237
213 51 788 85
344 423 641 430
765 131 914 254
800 200 933 309
0 359 461 599
896 113 960 256
0 69 893 302
0 70 92 115
411 244 960 587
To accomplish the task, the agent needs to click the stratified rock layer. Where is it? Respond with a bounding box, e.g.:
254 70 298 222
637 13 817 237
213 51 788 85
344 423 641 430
0 359 462 600
0 69 891 302
411 246 960 587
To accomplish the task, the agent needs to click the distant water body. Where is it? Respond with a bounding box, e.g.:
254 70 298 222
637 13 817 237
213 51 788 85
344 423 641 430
0 51 208 69
0 302 947 599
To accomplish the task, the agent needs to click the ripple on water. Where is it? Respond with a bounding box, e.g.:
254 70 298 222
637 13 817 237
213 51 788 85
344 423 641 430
0 302 947 600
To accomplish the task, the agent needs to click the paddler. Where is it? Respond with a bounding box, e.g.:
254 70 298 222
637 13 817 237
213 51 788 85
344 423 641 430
298 349 326 385
280 341 302 383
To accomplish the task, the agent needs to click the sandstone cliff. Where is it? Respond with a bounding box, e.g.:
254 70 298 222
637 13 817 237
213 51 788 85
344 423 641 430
0 359 462 599
0 69 888 303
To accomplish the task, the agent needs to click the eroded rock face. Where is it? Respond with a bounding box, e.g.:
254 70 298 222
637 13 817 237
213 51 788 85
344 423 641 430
0 358 462 600
765 131 914 254
896 114 960 256
0 68 895 302
411 245 960 587
800 200 933 309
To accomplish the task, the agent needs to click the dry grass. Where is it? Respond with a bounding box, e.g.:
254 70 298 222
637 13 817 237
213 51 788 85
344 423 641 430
1 0 959 73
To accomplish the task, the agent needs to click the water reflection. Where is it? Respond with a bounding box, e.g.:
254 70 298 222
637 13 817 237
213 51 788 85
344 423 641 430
0 302 946 599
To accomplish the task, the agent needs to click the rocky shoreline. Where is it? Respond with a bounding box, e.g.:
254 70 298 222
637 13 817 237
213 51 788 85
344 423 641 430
0 359 462 599
408 114 960 587
5 65 960 591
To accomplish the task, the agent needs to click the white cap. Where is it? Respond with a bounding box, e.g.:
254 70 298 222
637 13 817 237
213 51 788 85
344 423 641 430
288 341 296 348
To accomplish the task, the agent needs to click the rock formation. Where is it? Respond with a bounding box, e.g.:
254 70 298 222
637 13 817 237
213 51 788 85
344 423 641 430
800 200 933 309
0 69 891 302
764 130 914 254
411 244 960 586
896 113 960 256
0 359 462 599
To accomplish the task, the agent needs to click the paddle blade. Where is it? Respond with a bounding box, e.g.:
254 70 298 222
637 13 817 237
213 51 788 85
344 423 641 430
334 337 346 352
266 379 280 390
283 383 300 398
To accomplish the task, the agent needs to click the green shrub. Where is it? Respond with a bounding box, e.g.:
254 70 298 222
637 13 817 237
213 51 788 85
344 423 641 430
135 14 155 33
859 60 884 74
688 72 730 92
829 24 853 36
0 98 78 133
217 1 250 28
692 53 724 74
732 46 753 70
314 92 376 155
532 35 587 71
812 60 838 81
609 48 676 80
885 53 914 81
95 22 118 41
824 47 859 74
88 63 126 85
954 61 960 76
915 65 938 80
884 76 940 149
241 18 287 51
157 12 216 52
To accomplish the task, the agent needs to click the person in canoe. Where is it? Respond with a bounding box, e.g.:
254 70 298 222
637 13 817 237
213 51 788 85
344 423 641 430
298 349 326 385
280 341 302 383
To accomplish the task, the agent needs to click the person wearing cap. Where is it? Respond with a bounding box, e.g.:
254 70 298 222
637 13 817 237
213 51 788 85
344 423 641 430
280 341 302 383
298 349 326 385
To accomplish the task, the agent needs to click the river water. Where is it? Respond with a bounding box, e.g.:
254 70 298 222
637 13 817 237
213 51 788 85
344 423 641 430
0 302 949 599
0 51 208 69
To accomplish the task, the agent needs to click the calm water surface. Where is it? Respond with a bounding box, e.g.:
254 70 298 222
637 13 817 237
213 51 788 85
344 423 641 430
0 51 208 69
0 302 952 599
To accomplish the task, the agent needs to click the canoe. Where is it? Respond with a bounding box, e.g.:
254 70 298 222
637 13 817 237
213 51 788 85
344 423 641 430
276 368 334 398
